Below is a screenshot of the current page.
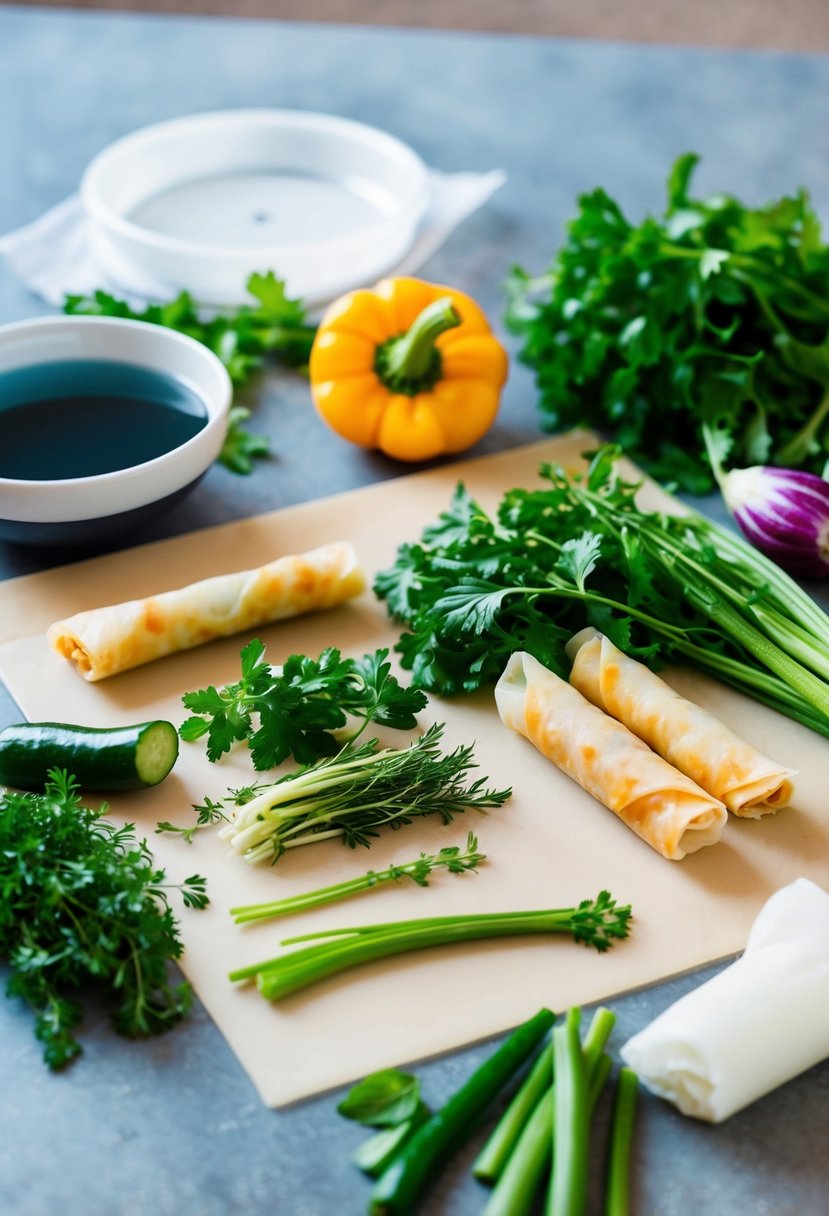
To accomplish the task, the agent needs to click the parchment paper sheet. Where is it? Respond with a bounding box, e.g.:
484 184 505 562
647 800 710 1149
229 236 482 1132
1 434 826 1107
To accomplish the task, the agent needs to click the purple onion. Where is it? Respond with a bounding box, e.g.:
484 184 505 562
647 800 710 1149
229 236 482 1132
721 465 829 578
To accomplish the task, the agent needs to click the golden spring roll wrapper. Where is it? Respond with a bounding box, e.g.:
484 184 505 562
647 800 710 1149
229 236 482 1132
621 878 829 1122
495 651 727 860
566 628 796 817
47 541 366 681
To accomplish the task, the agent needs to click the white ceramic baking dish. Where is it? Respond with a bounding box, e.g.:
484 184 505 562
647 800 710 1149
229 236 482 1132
80 109 430 308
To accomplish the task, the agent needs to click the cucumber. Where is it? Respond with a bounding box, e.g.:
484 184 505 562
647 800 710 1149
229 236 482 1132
0 720 179 792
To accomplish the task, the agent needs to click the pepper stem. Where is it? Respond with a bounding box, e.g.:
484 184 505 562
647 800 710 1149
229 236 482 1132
375 297 461 395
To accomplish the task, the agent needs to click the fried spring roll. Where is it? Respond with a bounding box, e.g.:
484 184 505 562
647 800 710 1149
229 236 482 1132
495 651 727 860
566 628 795 817
47 541 365 681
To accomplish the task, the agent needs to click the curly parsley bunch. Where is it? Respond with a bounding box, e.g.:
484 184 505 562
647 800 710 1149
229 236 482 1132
0 770 207 1068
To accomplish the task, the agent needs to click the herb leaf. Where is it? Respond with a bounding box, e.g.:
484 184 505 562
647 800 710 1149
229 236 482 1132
338 1069 422 1127
180 642 428 769
506 155 829 491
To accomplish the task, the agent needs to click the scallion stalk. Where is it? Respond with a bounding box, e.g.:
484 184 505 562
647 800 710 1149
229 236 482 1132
229 892 632 1000
605 1068 639 1216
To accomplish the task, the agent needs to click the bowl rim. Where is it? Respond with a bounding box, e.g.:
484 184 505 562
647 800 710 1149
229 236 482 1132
80 107 431 262
0 314 233 520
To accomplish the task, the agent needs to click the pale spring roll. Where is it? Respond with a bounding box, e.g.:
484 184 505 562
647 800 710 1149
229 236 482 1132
566 628 796 817
621 878 829 1122
495 652 727 860
47 541 365 681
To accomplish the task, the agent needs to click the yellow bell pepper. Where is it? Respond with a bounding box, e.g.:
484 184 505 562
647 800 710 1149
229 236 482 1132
308 277 509 462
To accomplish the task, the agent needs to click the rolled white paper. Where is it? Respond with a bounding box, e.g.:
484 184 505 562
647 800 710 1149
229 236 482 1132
621 878 829 1121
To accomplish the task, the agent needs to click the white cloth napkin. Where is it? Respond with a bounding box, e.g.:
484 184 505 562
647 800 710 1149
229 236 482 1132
0 168 506 310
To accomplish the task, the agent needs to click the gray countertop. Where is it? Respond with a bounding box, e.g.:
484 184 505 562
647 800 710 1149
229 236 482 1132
1 7 828 1214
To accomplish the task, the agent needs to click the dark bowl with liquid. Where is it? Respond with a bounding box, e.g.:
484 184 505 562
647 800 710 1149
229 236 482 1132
0 316 232 547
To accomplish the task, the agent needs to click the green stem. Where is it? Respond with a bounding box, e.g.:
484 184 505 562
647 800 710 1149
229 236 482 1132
683 581 829 718
748 603 829 681
605 1068 638 1216
370 1009 555 1216
483 1009 616 1216
483 1087 554 1216
375 297 461 394
776 387 829 467
230 835 483 922
684 514 829 638
548 1008 588 1216
474 1040 555 1183
229 896 631 995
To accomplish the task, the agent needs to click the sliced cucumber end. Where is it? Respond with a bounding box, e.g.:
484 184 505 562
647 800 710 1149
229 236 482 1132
135 721 180 786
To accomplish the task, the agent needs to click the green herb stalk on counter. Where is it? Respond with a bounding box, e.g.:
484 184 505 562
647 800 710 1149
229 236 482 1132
229 890 631 1001
375 446 829 736
0 770 208 1068
64 271 317 474
335 1007 638 1216
506 153 829 493
369 1008 556 1216
229 832 485 923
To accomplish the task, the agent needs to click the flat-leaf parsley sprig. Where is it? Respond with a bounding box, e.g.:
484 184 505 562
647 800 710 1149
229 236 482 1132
179 640 428 769
216 724 511 864
0 770 208 1069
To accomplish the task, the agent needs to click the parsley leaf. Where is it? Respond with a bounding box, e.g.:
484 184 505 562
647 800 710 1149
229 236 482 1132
0 770 207 1068
180 643 428 770
506 155 829 490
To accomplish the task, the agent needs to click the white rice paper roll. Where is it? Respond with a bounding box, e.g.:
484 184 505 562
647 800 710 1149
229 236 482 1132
621 878 829 1121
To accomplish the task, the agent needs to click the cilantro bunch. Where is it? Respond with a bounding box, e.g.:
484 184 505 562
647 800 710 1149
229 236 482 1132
65 271 317 474
179 641 428 768
506 154 829 491
0 771 207 1069
375 446 829 736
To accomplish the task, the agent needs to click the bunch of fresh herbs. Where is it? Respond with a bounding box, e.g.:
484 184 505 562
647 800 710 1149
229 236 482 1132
212 724 510 864
0 770 208 1068
374 445 829 735
506 154 829 491
179 640 428 768
65 270 317 473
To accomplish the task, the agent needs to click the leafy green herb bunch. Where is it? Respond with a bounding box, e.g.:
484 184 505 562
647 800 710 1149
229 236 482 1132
506 154 829 491
0 770 207 1068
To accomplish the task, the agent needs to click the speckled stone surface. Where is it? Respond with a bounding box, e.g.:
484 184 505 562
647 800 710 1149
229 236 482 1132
0 8 828 1214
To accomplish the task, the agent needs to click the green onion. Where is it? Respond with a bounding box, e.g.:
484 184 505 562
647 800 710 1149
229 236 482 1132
548 1008 589 1216
482 1007 615 1216
228 892 632 1001
369 1008 556 1216
605 1068 638 1216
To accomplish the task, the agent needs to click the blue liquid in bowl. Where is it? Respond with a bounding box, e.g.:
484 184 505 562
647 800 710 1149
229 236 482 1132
0 359 208 480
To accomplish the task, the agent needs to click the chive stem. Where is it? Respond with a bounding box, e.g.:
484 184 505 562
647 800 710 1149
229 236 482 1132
605 1068 639 1216
474 1040 555 1183
548 1007 589 1216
